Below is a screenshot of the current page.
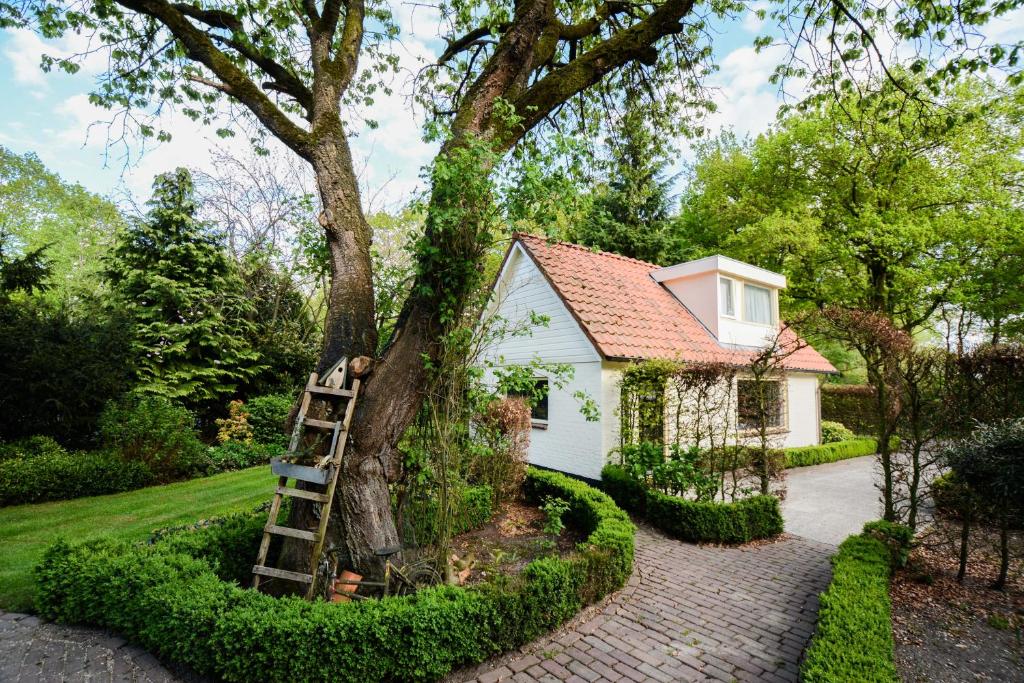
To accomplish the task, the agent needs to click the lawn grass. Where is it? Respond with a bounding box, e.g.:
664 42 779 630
0 466 275 612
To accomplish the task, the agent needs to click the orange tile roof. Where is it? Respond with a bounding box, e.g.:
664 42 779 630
514 233 837 374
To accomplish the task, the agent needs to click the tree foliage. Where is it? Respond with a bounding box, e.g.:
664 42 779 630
678 77 1024 335
105 168 261 410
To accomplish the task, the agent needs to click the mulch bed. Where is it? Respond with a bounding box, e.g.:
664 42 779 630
448 498 583 585
891 520 1024 682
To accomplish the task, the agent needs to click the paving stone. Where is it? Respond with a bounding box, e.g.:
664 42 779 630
447 524 833 682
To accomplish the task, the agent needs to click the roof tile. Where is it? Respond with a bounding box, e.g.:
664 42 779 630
515 233 836 374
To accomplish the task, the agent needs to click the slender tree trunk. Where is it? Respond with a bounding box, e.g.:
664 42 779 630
908 442 922 531
992 521 1009 590
957 511 971 583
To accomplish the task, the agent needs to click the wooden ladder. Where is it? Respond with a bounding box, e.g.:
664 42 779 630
252 357 360 600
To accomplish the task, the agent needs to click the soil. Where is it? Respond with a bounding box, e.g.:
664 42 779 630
891 520 1024 682
447 498 584 585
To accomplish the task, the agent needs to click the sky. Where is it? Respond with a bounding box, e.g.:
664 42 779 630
0 2 1014 212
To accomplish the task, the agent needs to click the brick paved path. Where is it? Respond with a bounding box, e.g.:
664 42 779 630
0 612 183 682
1 525 832 683
451 524 834 683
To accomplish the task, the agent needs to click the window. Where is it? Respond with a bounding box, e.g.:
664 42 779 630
719 277 735 317
743 283 773 324
736 379 785 431
510 378 549 423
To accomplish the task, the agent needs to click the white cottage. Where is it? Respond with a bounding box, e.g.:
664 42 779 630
480 234 837 482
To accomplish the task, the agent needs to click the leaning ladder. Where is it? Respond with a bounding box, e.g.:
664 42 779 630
252 357 359 599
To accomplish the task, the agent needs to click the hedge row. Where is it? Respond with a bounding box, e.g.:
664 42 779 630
801 521 910 683
820 384 876 435
600 464 783 543
0 447 155 506
35 468 634 682
783 438 879 468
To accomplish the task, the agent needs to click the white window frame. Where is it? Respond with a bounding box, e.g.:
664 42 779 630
719 276 736 318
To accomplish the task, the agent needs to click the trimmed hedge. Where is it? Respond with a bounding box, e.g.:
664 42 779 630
35 468 634 682
801 521 910 683
601 464 783 543
820 384 876 435
783 438 879 468
0 446 154 507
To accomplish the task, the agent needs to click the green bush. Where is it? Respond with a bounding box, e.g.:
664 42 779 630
821 420 855 443
601 464 783 544
0 447 154 506
801 523 901 683
99 394 210 482
0 435 65 461
404 485 495 546
208 441 277 473
34 468 634 682
782 438 879 468
245 394 293 448
862 520 914 568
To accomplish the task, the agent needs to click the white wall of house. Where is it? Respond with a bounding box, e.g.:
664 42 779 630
480 244 606 480
781 372 821 447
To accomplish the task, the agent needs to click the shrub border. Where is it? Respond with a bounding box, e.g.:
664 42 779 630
34 467 634 682
782 438 879 468
600 464 783 543
800 520 909 683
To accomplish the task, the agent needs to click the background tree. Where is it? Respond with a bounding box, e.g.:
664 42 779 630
677 78 1024 336
106 169 261 416
570 101 677 263
0 146 124 302
0 233 133 446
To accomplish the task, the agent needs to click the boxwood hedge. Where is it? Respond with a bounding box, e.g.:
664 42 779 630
782 438 880 468
34 468 634 682
601 464 783 543
801 521 911 683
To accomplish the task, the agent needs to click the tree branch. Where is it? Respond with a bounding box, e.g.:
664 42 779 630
508 0 696 146
115 0 311 154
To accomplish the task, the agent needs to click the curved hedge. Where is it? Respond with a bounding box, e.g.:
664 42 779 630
801 521 910 683
34 468 634 682
601 464 783 543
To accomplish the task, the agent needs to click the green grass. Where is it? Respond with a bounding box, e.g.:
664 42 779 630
0 466 275 612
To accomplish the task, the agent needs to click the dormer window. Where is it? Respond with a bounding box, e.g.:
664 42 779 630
743 283 773 325
719 277 735 317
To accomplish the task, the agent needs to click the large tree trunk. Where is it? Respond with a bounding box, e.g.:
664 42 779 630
277 133 407 581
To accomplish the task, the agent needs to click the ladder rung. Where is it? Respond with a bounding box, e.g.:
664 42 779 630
307 385 355 399
266 524 318 542
252 565 313 584
304 417 340 430
276 486 329 503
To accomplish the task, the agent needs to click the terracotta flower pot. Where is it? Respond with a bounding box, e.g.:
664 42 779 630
331 570 362 603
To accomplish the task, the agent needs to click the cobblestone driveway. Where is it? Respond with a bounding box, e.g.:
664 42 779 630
0 612 182 682
1 525 833 683
452 525 834 683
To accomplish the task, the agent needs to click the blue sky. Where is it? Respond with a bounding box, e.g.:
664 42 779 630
0 4 831 208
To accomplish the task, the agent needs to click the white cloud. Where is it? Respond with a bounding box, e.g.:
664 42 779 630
2 28 108 96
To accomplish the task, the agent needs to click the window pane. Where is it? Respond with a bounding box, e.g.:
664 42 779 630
736 380 784 430
744 284 772 324
720 278 734 316
532 379 549 421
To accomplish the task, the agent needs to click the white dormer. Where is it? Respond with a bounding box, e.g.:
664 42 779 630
650 255 785 348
